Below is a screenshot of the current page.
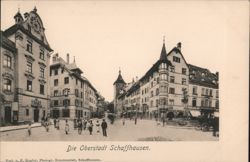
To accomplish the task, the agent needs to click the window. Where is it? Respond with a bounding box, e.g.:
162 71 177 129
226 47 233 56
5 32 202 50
216 90 219 98
27 80 32 91
26 40 32 53
182 78 186 85
64 77 69 84
54 79 58 86
156 88 159 95
192 98 197 107
54 100 59 106
170 76 175 83
169 88 175 94
40 67 45 78
173 56 180 63
216 100 219 109
150 100 153 107
26 62 32 73
63 99 70 106
169 99 174 105
61 68 64 74
76 79 78 85
40 48 45 60
201 100 205 107
4 55 12 68
156 99 158 107
40 84 44 95
210 89 213 96
54 90 58 96
26 109 29 116
206 89 209 96
205 99 209 107
170 66 175 72
75 89 79 97
209 100 212 107
3 79 11 92
151 91 154 97
182 68 187 75
81 92 83 98
75 99 79 106
157 77 159 83
202 88 205 95
63 88 70 96
81 82 83 88
54 69 58 75
193 86 197 95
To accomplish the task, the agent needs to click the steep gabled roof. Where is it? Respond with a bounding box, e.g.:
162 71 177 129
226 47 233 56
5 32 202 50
139 43 172 82
113 70 126 85
188 64 218 88
0 31 17 53
3 24 53 52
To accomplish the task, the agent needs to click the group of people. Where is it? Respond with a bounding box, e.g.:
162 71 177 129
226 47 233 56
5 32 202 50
53 118 108 137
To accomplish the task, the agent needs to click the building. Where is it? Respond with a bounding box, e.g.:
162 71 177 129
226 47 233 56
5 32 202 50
114 39 219 119
50 53 100 119
0 31 17 125
1 7 53 124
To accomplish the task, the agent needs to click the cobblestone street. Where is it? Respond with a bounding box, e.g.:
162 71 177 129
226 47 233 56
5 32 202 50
0 119 218 141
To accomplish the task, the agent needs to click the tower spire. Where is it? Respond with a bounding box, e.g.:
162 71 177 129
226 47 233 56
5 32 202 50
159 36 167 60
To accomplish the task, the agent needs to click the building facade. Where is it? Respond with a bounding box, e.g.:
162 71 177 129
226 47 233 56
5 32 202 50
0 31 17 125
50 53 99 119
114 40 219 119
1 8 53 124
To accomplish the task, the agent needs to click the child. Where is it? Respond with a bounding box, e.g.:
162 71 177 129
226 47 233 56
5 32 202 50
96 120 100 133
65 120 69 135
27 123 31 136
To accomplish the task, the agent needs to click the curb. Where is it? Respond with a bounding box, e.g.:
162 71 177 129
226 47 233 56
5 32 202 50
0 125 42 133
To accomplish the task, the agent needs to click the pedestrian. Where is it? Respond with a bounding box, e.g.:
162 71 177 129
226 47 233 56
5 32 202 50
56 119 60 130
122 117 125 126
101 119 108 137
65 120 69 135
78 120 82 135
53 118 56 128
96 120 100 133
87 120 93 135
45 121 49 132
162 117 165 127
27 122 32 136
83 119 87 130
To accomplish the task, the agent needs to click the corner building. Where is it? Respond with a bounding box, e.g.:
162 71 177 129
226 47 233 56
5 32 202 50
114 40 219 119
1 8 53 124
50 53 99 119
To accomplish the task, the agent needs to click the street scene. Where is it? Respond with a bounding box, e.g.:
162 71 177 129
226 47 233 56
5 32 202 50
0 118 218 141
1 3 219 141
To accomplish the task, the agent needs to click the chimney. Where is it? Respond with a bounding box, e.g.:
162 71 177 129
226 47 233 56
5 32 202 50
177 42 182 51
136 76 138 82
66 53 69 64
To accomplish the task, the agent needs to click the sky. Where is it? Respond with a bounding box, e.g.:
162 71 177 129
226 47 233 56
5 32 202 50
1 1 248 101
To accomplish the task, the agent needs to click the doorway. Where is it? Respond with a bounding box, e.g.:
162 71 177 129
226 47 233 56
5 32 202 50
34 109 39 122
4 107 11 123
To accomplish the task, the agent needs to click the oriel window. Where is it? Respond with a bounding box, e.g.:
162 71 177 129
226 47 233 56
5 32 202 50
26 40 32 53
4 55 12 68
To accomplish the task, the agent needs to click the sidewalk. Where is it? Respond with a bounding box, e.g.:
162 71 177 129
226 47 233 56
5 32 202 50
0 123 42 132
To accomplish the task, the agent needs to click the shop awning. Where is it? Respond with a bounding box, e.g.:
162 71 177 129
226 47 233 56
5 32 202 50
189 110 201 117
